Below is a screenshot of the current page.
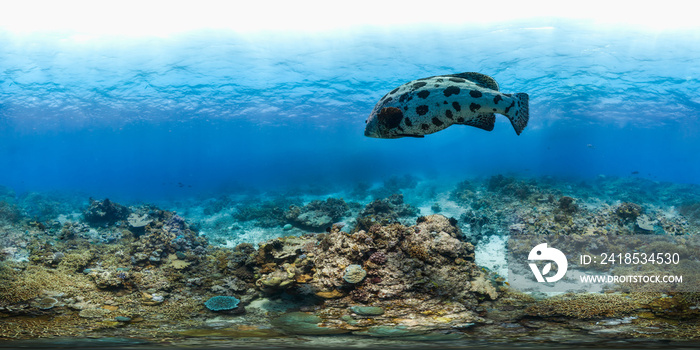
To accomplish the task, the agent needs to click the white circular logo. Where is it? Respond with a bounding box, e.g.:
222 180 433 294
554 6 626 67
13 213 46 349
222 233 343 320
528 243 568 283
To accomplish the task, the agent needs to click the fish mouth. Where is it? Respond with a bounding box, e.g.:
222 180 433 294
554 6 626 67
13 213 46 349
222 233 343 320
364 128 383 138
364 124 380 138
364 114 381 138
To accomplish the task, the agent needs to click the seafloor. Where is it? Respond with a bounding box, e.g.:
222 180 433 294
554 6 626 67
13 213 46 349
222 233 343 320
1 175 699 349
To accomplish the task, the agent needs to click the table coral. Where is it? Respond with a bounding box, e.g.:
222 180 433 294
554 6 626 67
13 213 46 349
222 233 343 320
204 295 240 312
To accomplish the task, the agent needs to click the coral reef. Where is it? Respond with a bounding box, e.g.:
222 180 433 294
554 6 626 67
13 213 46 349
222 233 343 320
0 176 699 345
558 196 578 214
249 214 495 312
679 202 700 226
231 195 304 228
85 267 131 289
30 296 59 310
19 192 82 221
284 198 351 231
83 198 130 226
126 213 152 235
233 200 288 228
615 202 642 221
449 180 476 206
352 194 418 232
210 276 248 294
487 175 536 200
127 208 208 265
0 201 21 224
525 293 643 319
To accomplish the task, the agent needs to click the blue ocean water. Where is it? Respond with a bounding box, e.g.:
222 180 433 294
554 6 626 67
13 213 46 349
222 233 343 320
2 20 700 201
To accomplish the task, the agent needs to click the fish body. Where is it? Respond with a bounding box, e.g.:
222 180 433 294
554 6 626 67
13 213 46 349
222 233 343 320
364 72 528 138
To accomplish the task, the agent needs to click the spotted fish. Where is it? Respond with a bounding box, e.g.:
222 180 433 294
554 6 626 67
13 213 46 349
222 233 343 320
364 72 529 138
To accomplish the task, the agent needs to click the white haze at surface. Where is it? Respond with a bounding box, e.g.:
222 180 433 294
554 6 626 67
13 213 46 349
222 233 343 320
1 3 699 200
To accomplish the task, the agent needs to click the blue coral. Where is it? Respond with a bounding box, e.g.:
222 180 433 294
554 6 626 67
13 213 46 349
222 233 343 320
204 296 240 311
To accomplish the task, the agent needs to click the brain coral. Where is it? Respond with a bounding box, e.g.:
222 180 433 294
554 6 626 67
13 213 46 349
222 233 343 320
204 296 240 311
343 264 367 284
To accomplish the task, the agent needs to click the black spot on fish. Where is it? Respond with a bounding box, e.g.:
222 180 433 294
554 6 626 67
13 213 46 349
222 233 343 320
492 108 496 111
378 107 404 129
404 106 409 111
417 90 430 99
421 124 430 130
469 103 481 112
443 86 460 97
457 117 465 123
436 78 444 82
404 118 412 126
432 117 444 126
469 90 482 98
399 92 412 103
452 101 461 112
390 87 400 94
449 77 466 83
443 101 448 104
504 101 515 114
434 84 440 87
445 110 453 119
412 82 427 89
493 95 503 104
416 105 429 116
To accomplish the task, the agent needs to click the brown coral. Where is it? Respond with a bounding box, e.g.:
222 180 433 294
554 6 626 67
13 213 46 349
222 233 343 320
526 293 642 319
615 202 642 221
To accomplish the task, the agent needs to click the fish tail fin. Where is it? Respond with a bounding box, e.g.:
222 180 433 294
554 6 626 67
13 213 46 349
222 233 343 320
506 93 529 135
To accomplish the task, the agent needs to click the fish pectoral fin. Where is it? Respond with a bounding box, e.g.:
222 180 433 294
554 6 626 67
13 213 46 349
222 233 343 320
459 113 496 131
445 72 499 91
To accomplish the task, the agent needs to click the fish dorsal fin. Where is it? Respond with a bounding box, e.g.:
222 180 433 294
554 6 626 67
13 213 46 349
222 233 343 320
446 72 499 91
459 113 496 131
